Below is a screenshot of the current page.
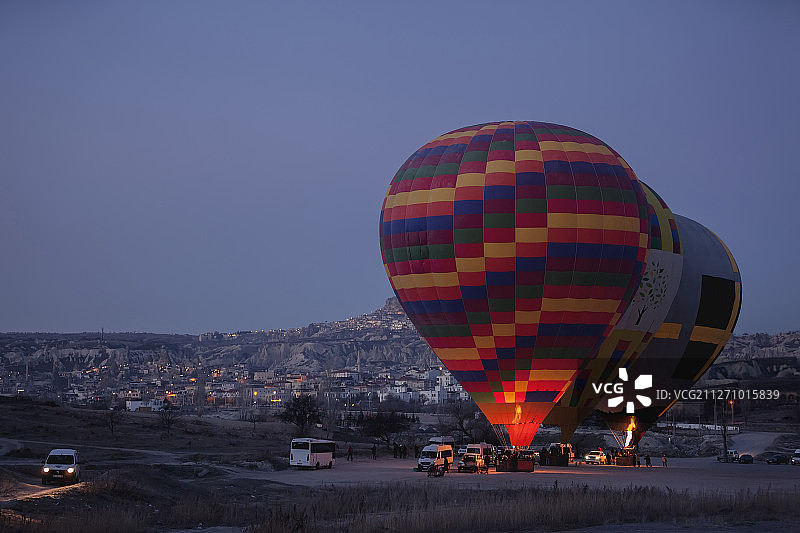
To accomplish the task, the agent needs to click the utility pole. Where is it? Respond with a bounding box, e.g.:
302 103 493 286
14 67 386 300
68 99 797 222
721 398 729 463
714 398 717 429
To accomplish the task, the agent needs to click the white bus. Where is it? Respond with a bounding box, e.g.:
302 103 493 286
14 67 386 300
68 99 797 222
290 438 336 469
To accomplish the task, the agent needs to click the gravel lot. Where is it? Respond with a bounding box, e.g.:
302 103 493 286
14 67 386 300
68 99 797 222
246 455 800 493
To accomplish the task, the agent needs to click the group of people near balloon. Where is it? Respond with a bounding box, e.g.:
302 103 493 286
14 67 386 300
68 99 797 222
381 120 741 448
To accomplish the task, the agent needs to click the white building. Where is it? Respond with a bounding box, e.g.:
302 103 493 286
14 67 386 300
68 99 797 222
126 399 166 412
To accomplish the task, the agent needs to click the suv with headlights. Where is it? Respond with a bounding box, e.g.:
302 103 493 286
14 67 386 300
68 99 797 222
584 449 607 464
42 449 80 485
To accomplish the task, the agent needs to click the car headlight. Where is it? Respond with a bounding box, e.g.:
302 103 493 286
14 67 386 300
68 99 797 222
43 467 50 473
67 467 75 474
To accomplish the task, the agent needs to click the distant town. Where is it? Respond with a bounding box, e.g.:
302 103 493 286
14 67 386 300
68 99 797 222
2 298 799 415
0 299 471 414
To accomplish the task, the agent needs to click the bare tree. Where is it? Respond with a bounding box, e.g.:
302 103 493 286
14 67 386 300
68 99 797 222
247 410 261 435
106 409 124 437
159 404 182 436
438 400 493 443
361 410 411 448
278 395 322 435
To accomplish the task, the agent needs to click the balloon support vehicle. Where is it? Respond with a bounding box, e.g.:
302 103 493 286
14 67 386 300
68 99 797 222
417 444 453 472
584 450 607 465
457 453 488 473
42 449 80 485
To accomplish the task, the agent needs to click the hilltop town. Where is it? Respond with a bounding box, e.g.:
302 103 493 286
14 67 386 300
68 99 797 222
0 298 468 413
1 298 799 413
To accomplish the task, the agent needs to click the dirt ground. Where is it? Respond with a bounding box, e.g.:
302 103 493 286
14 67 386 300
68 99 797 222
1 396 799 532
203 454 800 493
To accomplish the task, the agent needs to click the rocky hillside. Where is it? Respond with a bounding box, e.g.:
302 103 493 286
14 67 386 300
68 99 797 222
1 299 799 381
0 299 437 376
718 331 800 362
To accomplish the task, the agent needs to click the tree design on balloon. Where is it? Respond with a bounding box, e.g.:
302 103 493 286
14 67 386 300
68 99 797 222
634 262 668 326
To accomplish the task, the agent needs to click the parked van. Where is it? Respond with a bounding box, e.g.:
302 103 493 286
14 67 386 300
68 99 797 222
290 438 336 469
465 442 495 466
417 444 453 471
42 449 80 485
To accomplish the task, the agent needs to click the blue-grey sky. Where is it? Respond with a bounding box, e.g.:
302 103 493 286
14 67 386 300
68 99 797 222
1 1 797 334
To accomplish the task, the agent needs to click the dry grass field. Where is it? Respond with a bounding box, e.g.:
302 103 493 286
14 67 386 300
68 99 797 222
1 396 799 532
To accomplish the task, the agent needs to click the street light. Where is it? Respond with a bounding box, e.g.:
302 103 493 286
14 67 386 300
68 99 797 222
729 400 734 421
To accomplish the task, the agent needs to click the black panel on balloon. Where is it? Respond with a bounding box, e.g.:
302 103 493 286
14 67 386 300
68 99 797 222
672 341 717 380
694 275 735 329
730 281 742 331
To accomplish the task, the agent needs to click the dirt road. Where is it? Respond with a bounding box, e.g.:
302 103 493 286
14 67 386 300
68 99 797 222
0 437 185 466
728 431 781 455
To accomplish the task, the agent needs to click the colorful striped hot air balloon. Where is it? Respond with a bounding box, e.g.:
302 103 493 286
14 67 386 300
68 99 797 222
379 121 651 446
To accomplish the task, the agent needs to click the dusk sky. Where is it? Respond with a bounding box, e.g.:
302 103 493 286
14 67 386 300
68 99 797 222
1 1 797 334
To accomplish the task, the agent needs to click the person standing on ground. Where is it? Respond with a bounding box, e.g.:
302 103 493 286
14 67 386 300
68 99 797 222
662 454 667 467
371 444 377 460
347 445 353 461
645 454 651 467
